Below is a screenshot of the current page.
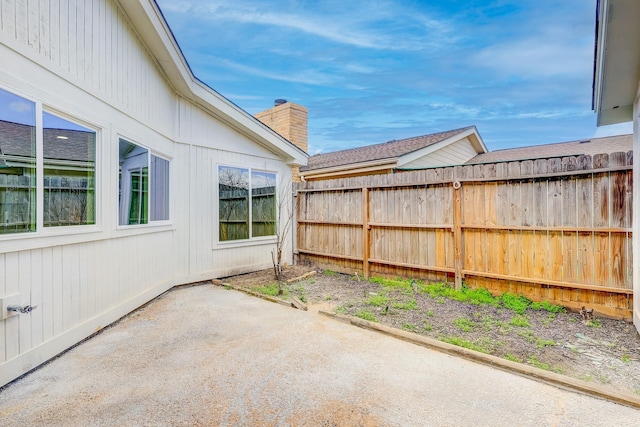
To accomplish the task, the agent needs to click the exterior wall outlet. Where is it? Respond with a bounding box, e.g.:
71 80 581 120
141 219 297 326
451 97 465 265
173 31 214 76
1 294 21 320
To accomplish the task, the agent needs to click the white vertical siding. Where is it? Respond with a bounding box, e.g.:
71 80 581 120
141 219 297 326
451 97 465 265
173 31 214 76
0 0 175 138
0 0 298 387
402 138 479 169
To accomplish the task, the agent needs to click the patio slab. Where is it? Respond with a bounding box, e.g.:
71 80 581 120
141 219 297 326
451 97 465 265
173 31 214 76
0 284 639 426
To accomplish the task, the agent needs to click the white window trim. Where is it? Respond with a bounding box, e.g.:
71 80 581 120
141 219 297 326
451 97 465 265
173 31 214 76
0 85 101 239
117 136 172 229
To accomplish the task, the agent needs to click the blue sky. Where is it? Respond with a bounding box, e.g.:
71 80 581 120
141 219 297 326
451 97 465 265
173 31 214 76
156 0 632 154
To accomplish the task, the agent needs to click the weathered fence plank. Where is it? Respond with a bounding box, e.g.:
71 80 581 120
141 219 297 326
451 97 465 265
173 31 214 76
295 151 634 319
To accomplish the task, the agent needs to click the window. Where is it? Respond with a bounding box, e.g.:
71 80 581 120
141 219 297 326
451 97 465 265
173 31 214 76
0 87 96 235
118 138 169 225
218 166 276 241
43 112 96 227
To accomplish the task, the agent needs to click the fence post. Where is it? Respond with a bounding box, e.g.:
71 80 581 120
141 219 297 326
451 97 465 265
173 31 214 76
453 181 463 290
362 187 370 279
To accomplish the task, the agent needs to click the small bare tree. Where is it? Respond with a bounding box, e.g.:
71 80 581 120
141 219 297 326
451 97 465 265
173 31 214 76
272 180 294 288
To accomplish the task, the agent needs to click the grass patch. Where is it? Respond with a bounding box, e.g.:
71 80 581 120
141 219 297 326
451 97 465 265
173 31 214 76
509 315 530 328
323 270 336 276
393 299 418 310
531 300 565 313
535 338 556 349
369 276 416 294
453 317 476 332
335 305 348 314
420 282 498 306
528 356 564 374
367 294 389 307
255 284 287 297
441 336 489 353
355 310 377 322
586 319 603 328
503 353 522 363
401 322 418 333
500 293 531 314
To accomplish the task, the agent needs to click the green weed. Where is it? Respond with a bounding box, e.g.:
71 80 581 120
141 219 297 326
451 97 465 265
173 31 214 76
509 315 531 328
393 299 418 310
586 319 603 328
255 284 287 297
528 356 564 374
440 336 489 353
335 305 348 314
536 338 556 349
453 318 476 332
355 310 377 322
323 270 336 276
503 353 522 363
500 293 531 314
402 322 418 333
531 300 565 313
367 294 389 307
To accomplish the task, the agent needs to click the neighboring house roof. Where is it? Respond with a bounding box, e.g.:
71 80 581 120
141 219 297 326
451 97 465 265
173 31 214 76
300 126 487 179
0 119 95 164
117 1 307 166
593 0 640 126
466 134 632 165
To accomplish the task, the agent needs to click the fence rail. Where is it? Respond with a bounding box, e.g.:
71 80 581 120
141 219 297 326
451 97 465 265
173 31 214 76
295 151 633 319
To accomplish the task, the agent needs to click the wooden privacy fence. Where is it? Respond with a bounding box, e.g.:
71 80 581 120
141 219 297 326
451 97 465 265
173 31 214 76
295 151 633 319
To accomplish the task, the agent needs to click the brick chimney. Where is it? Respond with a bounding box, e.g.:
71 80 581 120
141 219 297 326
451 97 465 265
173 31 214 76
255 99 308 182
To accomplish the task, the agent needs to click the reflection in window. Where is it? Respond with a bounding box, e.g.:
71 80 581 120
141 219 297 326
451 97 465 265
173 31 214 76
150 155 169 221
251 171 276 237
0 88 36 234
119 139 149 225
218 166 277 241
219 166 249 241
119 139 170 225
43 112 96 227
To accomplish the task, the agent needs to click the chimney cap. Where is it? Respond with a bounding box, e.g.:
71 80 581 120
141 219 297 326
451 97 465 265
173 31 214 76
274 99 288 106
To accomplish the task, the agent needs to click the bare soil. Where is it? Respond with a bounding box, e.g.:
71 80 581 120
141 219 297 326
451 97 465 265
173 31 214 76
223 264 640 396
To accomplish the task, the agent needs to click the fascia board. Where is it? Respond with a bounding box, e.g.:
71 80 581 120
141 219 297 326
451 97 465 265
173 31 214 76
119 1 307 166
300 158 397 179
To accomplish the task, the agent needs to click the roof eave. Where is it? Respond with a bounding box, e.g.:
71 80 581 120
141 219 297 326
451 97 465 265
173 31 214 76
300 158 398 179
117 0 307 166
397 126 487 168
592 0 640 126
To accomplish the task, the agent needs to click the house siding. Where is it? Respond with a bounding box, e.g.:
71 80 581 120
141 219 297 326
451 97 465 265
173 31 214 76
0 0 294 386
401 138 478 169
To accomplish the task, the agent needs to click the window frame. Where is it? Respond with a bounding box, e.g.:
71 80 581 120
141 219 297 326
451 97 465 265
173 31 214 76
217 164 278 243
117 136 171 228
0 85 100 238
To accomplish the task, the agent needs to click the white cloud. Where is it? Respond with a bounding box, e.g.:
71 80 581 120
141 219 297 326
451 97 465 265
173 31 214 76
9 101 32 113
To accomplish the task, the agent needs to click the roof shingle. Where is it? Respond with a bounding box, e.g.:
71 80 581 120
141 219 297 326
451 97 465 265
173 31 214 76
301 126 475 172
466 134 632 165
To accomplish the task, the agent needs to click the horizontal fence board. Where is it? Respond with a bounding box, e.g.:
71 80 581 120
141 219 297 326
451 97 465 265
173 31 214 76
295 151 634 319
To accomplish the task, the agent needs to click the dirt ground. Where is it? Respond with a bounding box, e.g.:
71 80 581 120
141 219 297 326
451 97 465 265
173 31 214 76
224 264 640 396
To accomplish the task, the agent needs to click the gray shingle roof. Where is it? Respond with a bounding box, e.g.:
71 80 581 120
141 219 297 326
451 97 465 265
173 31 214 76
0 119 95 162
301 126 475 172
466 134 632 165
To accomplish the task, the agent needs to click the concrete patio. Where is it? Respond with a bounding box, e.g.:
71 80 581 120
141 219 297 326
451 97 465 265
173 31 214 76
0 284 638 426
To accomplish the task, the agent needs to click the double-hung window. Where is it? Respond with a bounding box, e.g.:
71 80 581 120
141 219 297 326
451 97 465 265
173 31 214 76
118 138 170 226
218 165 276 241
0 87 96 234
